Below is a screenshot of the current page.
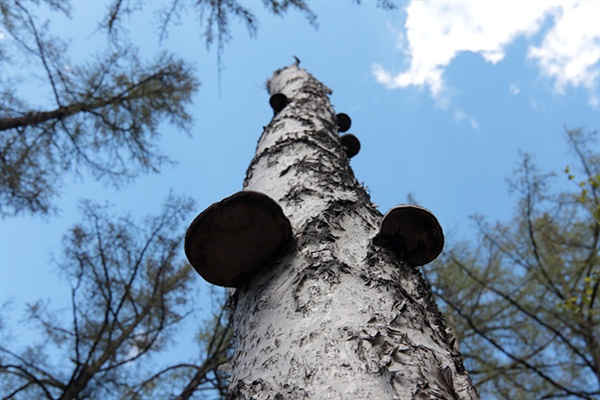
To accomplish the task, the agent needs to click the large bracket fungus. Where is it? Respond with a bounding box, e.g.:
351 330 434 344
184 191 293 287
376 205 444 266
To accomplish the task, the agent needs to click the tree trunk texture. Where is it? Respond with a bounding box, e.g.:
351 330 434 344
228 65 479 400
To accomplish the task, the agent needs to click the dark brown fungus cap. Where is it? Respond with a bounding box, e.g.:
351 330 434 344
378 205 444 266
340 134 360 158
269 93 289 115
336 113 352 132
184 191 293 287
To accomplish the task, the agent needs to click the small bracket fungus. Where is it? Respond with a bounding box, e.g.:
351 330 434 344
269 93 289 115
336 113 352 132
377 205 444 266
184 191 293 287
340 133 360 158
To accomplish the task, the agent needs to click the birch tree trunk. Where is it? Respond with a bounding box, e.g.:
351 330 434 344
227 64 479 399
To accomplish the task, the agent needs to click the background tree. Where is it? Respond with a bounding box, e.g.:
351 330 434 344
0 195 233 399
0 0 198 216
425 128 599 399
99 0 394 49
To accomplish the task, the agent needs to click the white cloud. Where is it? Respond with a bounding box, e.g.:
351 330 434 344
528 1 600 105
374 1 600 106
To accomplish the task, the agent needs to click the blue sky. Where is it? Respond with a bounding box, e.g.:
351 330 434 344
1 0 599 372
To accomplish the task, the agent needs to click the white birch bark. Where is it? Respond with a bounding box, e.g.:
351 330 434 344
228 64 480 400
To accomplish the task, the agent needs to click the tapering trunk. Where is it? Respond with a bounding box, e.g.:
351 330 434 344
227 65 479 399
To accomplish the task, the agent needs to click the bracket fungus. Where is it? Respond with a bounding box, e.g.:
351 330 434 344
184 191 293 287
336 113 352 132
377 205 444 266
340 133 360 158
269 93 289 115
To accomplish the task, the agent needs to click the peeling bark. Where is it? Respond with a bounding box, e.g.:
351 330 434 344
228 65 479 399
